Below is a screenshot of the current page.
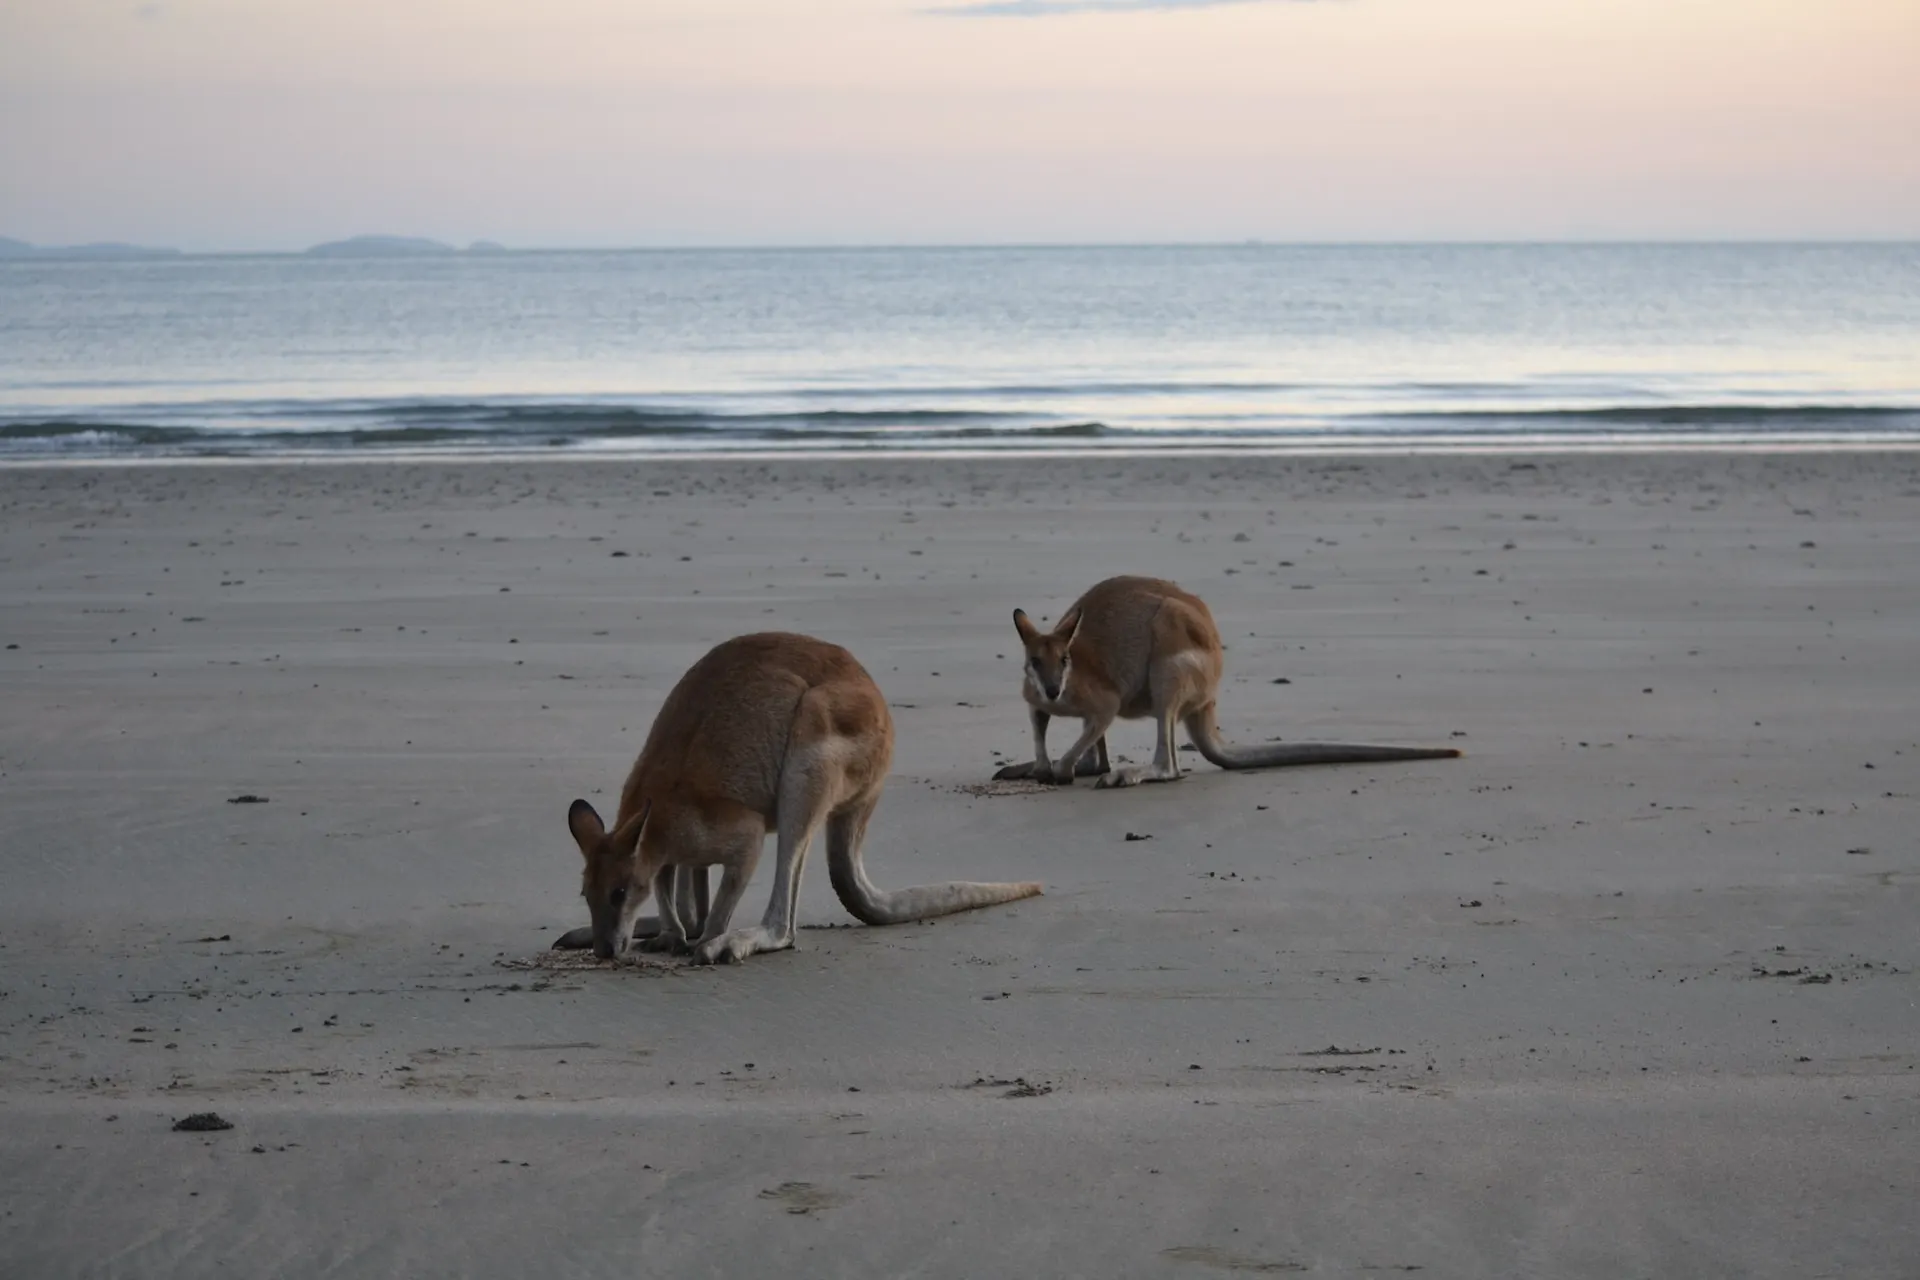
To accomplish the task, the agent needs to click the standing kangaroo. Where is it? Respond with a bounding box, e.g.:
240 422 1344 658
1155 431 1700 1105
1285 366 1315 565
994 576 1460 789
557 632 1041 965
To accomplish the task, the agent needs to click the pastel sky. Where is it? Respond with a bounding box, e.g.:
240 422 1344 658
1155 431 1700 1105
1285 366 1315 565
2 0 1915 249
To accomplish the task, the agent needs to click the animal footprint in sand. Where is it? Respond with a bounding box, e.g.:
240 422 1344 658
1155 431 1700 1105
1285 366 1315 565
1161 1244 1308 1272
758 1181 844 1215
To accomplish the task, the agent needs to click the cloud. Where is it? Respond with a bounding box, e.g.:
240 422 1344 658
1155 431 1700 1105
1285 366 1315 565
933 0 1315 15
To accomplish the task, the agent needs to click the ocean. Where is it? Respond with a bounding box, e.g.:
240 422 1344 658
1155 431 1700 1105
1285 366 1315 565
2 243 1916 461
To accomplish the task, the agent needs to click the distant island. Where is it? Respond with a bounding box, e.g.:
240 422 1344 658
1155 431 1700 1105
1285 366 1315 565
302 235 512 258
304 235 460 258
0 236 180 261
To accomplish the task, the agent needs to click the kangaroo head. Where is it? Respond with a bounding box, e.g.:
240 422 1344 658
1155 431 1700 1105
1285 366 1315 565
567 797 652 958
1012 606 1081 702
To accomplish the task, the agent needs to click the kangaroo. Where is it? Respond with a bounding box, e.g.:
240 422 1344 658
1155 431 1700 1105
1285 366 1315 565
555 632 1042 965
993 576 1460 789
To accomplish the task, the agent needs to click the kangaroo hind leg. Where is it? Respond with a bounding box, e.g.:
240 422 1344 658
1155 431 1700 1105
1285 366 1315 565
692 750 834 966
1093 704 1180 788
1096 664 1191 790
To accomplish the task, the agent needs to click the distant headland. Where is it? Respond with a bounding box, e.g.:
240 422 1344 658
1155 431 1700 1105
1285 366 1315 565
2 234 517 260
0 236 180 261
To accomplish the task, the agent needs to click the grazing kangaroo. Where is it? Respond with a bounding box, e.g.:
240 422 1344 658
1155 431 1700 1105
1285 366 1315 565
556 632 1042 965
993 576 1460 789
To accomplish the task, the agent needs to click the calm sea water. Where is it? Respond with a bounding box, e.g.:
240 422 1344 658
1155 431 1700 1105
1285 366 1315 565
2 244 1917 460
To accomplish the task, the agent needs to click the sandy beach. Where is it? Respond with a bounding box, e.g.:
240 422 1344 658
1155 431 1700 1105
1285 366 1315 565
1 451 1915 1277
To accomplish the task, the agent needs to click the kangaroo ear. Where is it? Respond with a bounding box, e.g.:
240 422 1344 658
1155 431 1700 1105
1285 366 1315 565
609 798 652 857
1012 608 1039 644
1055 607 1083 643
567 799 604 853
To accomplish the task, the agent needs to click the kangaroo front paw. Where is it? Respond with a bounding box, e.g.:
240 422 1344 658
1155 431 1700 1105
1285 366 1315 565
638 931 690 955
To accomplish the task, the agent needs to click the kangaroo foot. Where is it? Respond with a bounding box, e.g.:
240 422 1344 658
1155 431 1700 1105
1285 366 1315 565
1094 766 1180 789
692 927 793 966
992 760 1035 780
638 930 691 955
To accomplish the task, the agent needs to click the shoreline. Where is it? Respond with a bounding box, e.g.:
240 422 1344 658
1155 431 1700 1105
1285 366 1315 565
9 435 1920 468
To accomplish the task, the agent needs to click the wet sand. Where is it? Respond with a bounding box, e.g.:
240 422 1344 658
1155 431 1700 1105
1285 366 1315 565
2 452 1916 1277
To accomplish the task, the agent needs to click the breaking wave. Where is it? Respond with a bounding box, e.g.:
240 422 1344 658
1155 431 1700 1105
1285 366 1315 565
2 397 1917 460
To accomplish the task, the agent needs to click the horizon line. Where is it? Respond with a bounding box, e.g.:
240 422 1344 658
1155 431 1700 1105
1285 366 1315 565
6 234 1919 259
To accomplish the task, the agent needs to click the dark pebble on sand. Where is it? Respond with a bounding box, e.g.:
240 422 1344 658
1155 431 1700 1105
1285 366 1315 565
172 1112 233 1132
227 794 268 804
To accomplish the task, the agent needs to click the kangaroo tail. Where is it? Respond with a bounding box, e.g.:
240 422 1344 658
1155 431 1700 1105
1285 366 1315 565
1185 705 1460 771
825 803 1041 927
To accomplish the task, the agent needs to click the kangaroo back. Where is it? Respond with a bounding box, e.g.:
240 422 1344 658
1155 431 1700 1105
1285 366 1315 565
1068 576 1214 705
616 632 860 824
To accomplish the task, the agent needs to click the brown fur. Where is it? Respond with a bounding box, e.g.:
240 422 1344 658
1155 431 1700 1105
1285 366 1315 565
996 576 1460 788
560 633 1042 964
